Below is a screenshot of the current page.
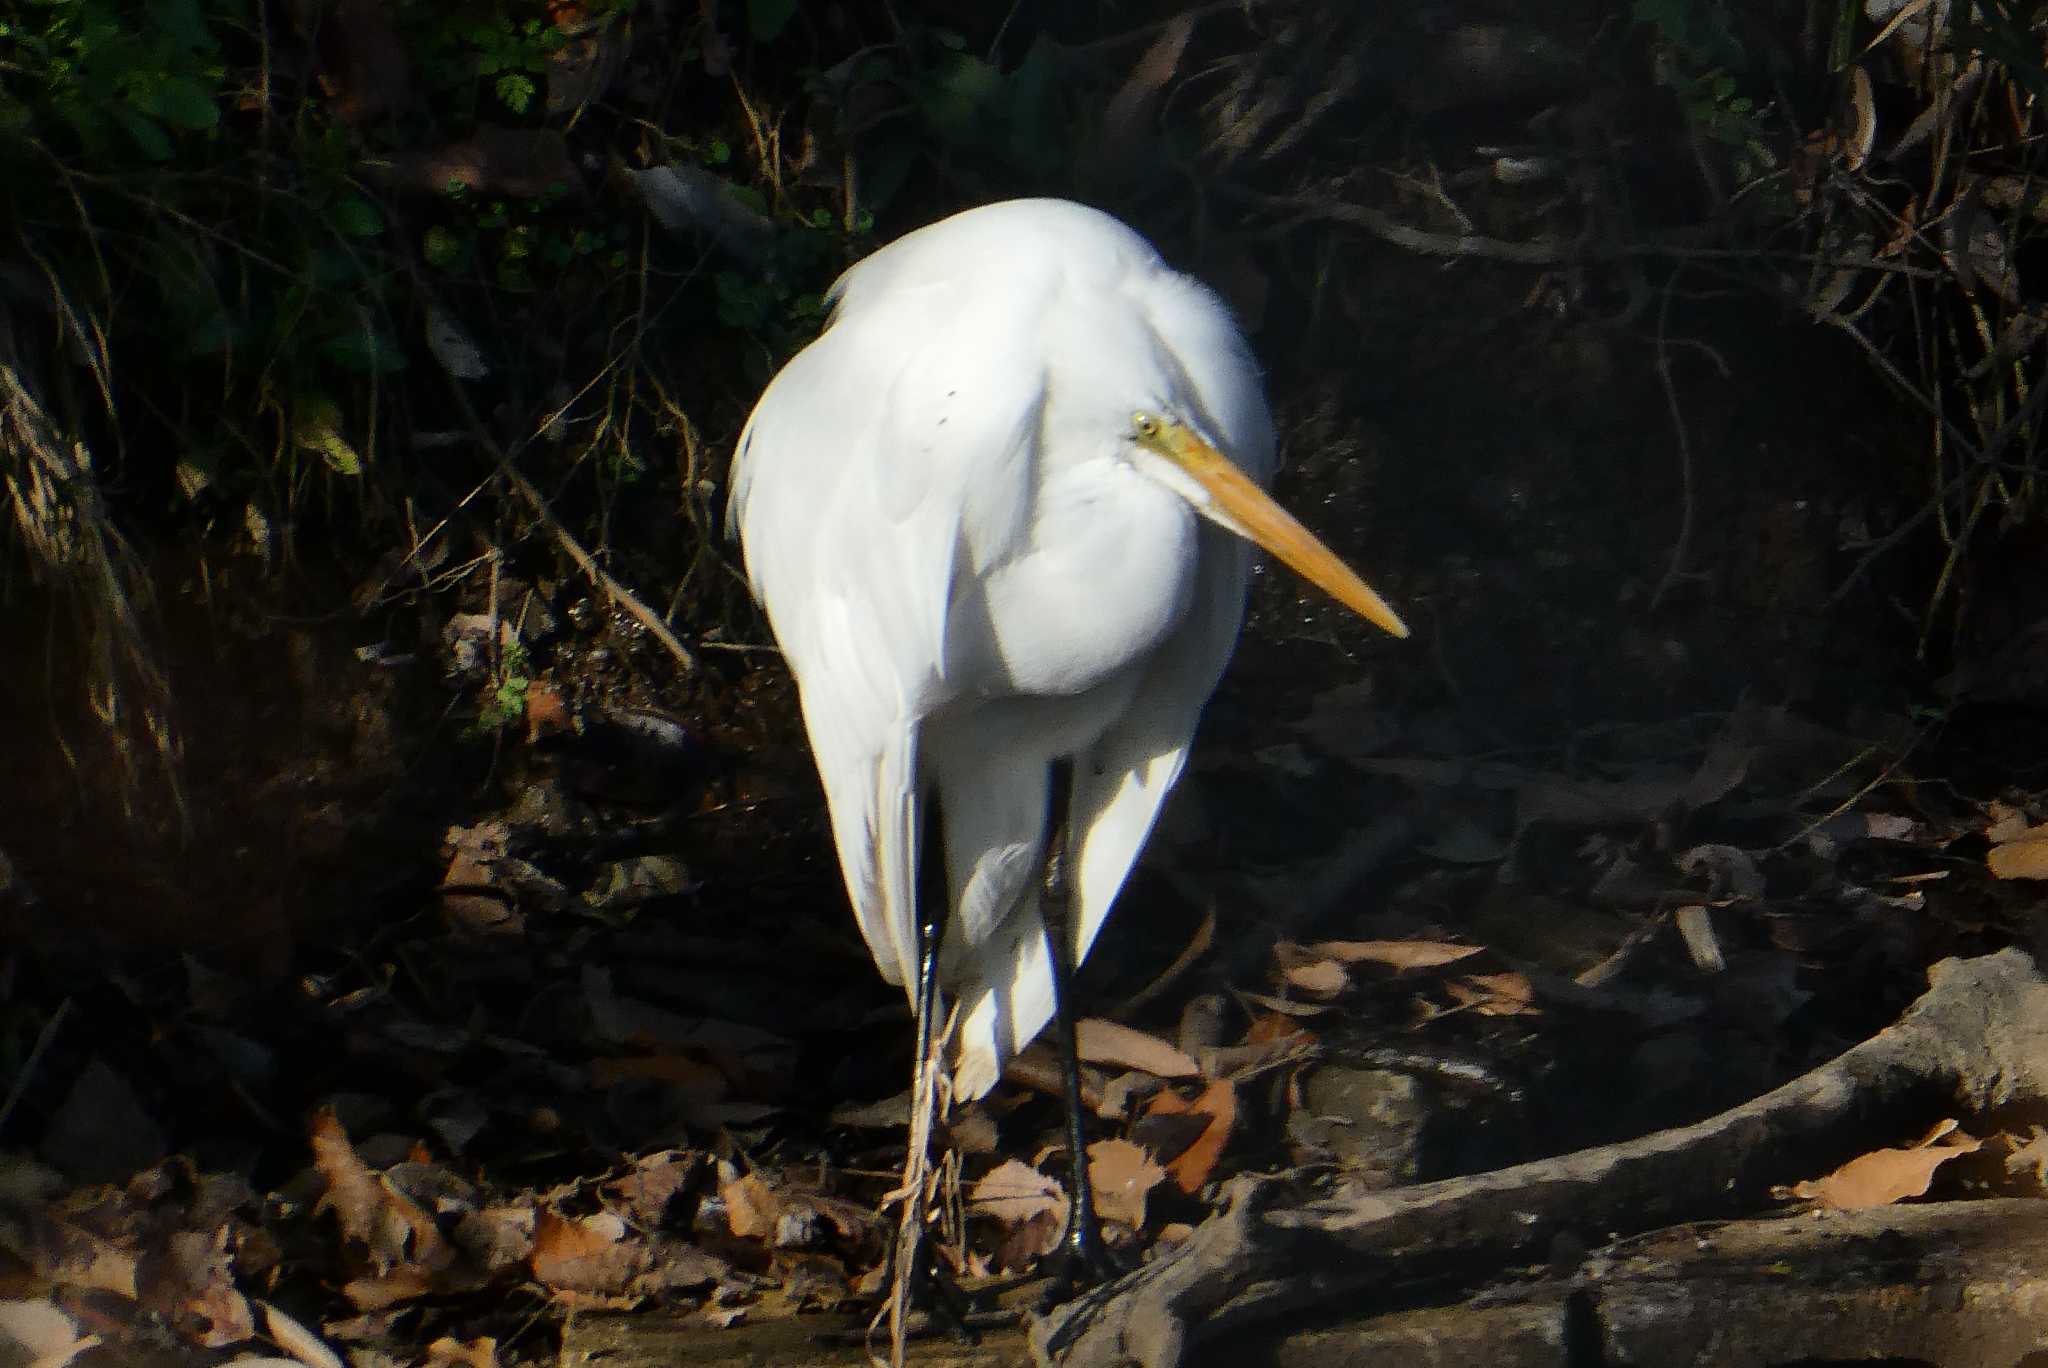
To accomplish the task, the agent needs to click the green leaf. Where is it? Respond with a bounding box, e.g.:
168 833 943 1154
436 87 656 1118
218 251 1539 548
921 52 1002 142
334 195 384 238
858 141 914 215
293 396 364 475
496 72 535 113
747 0 795 41
112 107 173 160
143 0 218 53
321 327 408 374
424 225 464 268
131 73 219 130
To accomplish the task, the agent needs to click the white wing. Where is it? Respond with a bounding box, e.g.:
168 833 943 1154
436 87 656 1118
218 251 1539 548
728 251 1048 996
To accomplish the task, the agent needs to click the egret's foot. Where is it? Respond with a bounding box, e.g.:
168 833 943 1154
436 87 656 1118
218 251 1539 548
1035 1223 1129 1311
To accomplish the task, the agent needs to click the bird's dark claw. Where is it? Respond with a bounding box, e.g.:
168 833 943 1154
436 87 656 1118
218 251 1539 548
1036 1214 1130 1311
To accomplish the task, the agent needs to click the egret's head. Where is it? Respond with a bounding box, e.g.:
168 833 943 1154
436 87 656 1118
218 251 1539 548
1129 410 1409 639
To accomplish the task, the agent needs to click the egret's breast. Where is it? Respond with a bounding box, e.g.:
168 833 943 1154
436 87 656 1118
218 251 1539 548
947 461 1197 700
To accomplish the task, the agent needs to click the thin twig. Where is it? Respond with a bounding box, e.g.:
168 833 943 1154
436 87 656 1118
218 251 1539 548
444 379 698 676
1649 272 1719 611
0 998 70 1139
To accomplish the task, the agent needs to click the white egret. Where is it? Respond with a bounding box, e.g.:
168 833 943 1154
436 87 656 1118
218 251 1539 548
728 198 1406 1332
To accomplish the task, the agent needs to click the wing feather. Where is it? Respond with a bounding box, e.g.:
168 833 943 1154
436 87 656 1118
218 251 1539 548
730 264 1044 995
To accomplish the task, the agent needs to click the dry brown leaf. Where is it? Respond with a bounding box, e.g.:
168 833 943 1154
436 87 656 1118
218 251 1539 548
437 889 516 935
1986 802 2036 844
1074 1019 1198 1079
994 1210 1063 1272
1445 972 1538 1016
968 1159 1065 1228
187 1272 255 1348
0 1299 99 1368
1989 837 2048 880
628 1239 730 1295
1086 1139 1165 1230
524 682 570 744
2004 1128 2048 1191
529 1212 640 1295
259 1301 343 1368
969 1159 1067 1271
782 1254 851 1310
44 1221 140 1298
526 1211 728 1301
319 1311 406 1342
1244 1013 1315 1047
338 1266 438 1311
1780 1124 1981 1209
450 1207 535 1275
719 1174 780 1242
309 1110 450 1273
1144 1080 1238 1194
425 1336 498 1368
1235 991 1331 1019
1282 960 1349 997
1308 940 1483 971
773 1191 877 1247
604 1152 695 1227
150 1228 253 1349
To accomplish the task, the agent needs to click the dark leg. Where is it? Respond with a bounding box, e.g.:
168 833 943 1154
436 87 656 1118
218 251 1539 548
1038 757 1123 1305
888 798 978 1353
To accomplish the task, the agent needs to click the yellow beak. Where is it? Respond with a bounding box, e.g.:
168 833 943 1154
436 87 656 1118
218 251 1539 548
1157 422 1410 639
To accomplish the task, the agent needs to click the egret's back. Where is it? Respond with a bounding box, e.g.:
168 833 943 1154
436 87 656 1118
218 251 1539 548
730 198 1272 1097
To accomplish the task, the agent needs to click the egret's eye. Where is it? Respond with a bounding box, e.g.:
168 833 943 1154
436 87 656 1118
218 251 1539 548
1132 412 1162 441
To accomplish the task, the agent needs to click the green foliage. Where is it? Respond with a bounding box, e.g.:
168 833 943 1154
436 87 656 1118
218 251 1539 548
0 0 225 160
712 218 839 360
822 30 1074 214
0 0 1108 615
401 0 575 119
1633 0 1775 182
476 638 533 734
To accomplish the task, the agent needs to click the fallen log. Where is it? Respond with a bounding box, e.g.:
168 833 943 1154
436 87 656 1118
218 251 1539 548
1032 949 2048 1368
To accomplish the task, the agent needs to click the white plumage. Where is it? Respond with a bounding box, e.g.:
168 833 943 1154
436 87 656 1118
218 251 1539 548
729 198 1403 1099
